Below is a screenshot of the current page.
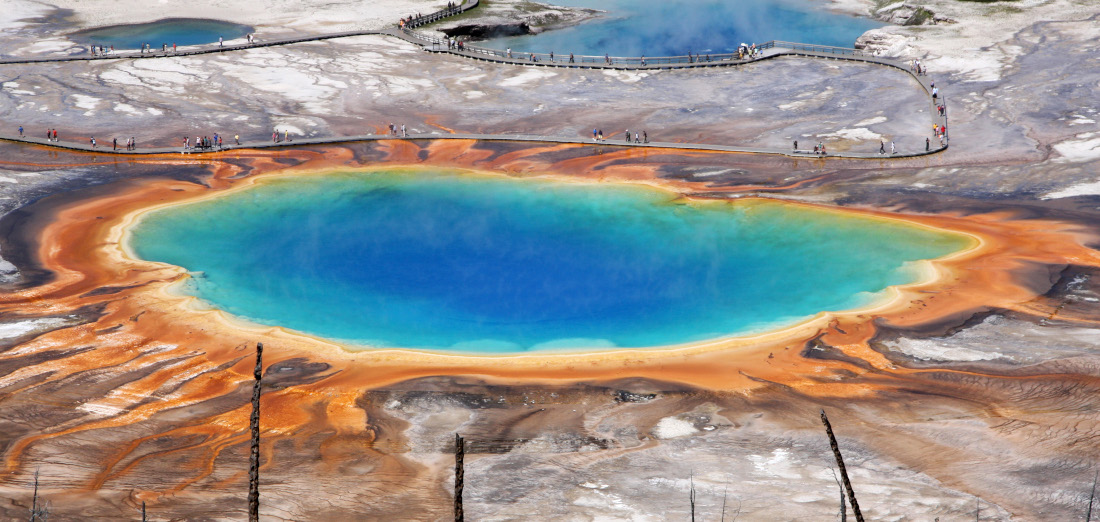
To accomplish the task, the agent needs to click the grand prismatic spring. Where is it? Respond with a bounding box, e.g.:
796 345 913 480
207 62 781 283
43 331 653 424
2 0 1100 520
128 168 971 352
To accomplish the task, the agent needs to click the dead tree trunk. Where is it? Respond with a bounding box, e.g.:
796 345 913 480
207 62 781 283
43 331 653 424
454 433 465 522
30 468 39 522
690 472 696 522
248 343 263 522
1088 469 1097 522
832 468 846 522
820 409 863 522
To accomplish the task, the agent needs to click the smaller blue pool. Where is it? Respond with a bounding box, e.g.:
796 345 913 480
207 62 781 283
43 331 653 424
70 18 252 50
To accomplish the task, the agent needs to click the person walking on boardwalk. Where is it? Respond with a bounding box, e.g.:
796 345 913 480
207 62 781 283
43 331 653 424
401 124 406 137
625 129 630 143
593 128 598 142
113 137 117 150
52 129 57 142
598 129 604 141
284 129 290 142
634 132 640 144
272 130 278 143
219 36 224 47
643 130 647 143
90 136 96 148
569 53 575 63
793 140 798 151
235 134 240 145
890 141 896 154
879 140 885 154
926 137 930 151
18 126 23 137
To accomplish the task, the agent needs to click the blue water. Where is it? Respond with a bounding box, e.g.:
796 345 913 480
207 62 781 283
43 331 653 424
70 18 252 50
128 169 970 353
487 0 883 56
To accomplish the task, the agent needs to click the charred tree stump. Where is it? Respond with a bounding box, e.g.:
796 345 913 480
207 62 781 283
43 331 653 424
820 409 863 522
454 433 465 522
248 343 263 522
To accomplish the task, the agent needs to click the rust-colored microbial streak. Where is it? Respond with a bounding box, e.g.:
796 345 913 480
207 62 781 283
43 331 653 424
0 141 1098 516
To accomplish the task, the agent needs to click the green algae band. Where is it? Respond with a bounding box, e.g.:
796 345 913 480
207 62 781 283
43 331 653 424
128 169 971 353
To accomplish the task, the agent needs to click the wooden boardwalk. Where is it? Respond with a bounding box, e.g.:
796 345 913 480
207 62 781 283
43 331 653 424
0 0 948 159
0 132 939 160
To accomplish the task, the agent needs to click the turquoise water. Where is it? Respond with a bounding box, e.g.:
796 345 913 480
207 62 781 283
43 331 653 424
70 18 252 50
487 0 883 56
128 169 970 353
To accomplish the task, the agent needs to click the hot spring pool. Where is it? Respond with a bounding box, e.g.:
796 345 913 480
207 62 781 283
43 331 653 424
486 0 883 57
127 169 971 353
70 18 252 50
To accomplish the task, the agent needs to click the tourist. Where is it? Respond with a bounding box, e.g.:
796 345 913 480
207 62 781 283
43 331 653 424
219 36 224 47
890 141 896 154
625 129 630 143
569 53 575 63
272 130 278 143
598 129 604 141
46 129 51 141
18 126 23 137
401 124 407 137
821 143 827 155
113 137 117 150
593 128 598 142
926 137 930 151
634 132 640 144
235 134 240 145
793 140 798 151
932 86 938 100
90 137 96 148
284 129 290 142
641 55 646 66
507 48 512 59
879 140 885 154
172 43 176 53
643 131 648 143
52 129 57 142
549 51 554 62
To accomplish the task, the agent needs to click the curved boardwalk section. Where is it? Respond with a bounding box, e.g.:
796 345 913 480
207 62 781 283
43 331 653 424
0 0 948 159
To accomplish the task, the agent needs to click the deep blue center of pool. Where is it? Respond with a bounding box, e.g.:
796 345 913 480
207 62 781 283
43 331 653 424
71 18 252 50
128 169 969 353
486 0 883 56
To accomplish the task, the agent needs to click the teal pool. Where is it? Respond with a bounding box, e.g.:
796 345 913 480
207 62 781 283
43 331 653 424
487 0 883 57
70 18 252 50
127 169 971 353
